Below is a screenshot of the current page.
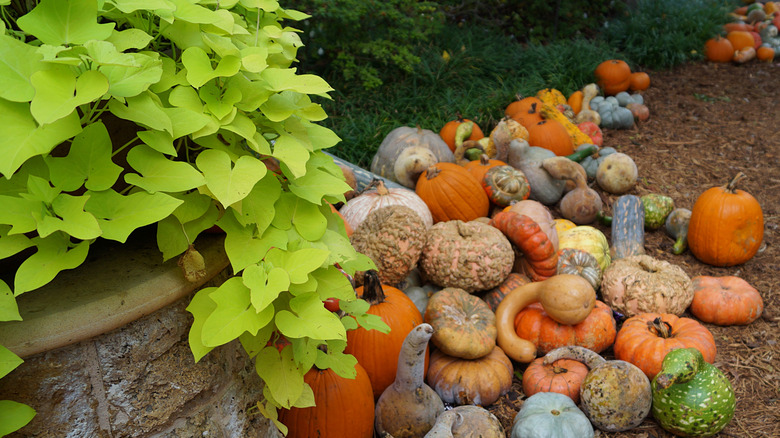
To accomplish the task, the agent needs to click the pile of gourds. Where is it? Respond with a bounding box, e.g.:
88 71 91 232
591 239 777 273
279 63 766 438
704 1 779 63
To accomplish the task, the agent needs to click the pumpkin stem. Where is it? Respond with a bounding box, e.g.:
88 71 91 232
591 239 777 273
361 269 387 305
374 179 390 196
725 172 747 193
479 154 491 165
552 365 568 374
648 317 673 338
425 165 442 180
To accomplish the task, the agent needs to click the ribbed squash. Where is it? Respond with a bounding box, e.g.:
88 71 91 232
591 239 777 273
426 346 513 406
611 195 646 260
481 165 531 207
491 210 558 281
558 226 611 272
415 162 490 223
557 248 602 291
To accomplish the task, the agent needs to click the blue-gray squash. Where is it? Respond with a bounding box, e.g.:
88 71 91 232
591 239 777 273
511 392 593 438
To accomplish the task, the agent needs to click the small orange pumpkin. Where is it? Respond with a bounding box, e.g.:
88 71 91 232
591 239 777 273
705 36 735 62
757 45 776 62
613 313 717 379
727 30 755 51
439 116 485 152
628 72 650 91
567 90 584 115
690 276 763 326
426 346 514 406
463 154 507 183
506 96 544 129
522 357 589 403
527 119 575 156
415 162 490 223
687 172 764 267
594 59 631 95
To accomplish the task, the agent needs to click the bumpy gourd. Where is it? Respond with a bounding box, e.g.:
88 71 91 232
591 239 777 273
426 405 505 438
652 348 736 437
640 193 675 230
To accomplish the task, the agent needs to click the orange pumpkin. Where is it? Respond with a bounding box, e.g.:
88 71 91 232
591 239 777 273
480 272 531 312
594 59 631 95
613 313 717 379
279 361 375 438
513 300 617 354
567 90 584 115
757 45 776 62
491 210 558 281
506 96 544 129
527 119 574 156
705 36 735 62
426 346 514 406
687 172 764 267
690 275 764 325
522 357 589 403
439 116 485 152
727 30 755 51
463 154 507 183
629 72 650 91
415 162 490 223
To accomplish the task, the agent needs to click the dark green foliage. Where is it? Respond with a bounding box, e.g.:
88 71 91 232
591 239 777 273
602 0 737 69
287 0 444 89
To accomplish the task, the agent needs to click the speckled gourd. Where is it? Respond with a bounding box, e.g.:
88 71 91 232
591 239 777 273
652 348 736 437
419 220 514 293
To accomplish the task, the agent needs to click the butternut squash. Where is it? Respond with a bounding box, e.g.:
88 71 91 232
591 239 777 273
495 275 596 363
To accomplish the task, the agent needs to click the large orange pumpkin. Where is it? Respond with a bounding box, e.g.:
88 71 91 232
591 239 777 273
690 275 764 326
527 119 574 156
705 36 735 62
415 162 490 223
513 300 617 354
279 361 375 438
727 30 755 51
506 96 544 129
347 270 426 399
594 59 631 95
613 313 717 379
439 116 485 152
522 357 589 403
687 172 764 267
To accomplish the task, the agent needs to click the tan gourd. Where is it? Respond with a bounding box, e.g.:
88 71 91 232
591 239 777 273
574 84 602 126
494 274 596 363
542 157 602 224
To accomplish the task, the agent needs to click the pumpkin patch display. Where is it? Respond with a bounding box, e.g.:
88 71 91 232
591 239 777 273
426 346 514 406
522 357 590 403
415 162 490 223
511 392 594 438
370 126 456 188
690 275 764 325
424 287 497 359
601 255 694 317
687 172 764 267
419 219 514 292
652 348 736 437
613 313 717 379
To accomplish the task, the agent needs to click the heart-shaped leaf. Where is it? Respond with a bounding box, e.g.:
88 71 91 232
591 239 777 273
16 0 115 46
196 149 266 208
0 34 43 102
30 68 109 125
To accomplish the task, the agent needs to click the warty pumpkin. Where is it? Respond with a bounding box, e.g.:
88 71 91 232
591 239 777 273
522 357 590 403
347 270 427 399
687 172 764 267
415 162 490 223
424 287 497 359
491 210 558 281
279 360 375 438
613 313 717 379
426 345 513 406
690 275 764 325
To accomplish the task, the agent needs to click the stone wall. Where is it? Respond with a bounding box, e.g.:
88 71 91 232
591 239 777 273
0 281 282 438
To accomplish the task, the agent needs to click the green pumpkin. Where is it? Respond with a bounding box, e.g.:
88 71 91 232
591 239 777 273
652 348 736 437
511 392 594 438
640 193 675 230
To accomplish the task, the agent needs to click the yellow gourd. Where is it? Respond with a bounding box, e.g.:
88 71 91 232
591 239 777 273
536 88 568 107
540 103 593 147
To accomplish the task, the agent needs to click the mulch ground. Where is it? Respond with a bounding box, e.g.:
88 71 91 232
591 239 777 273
484 59 780 437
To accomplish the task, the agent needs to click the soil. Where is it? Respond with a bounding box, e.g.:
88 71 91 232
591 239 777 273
482 60 780 437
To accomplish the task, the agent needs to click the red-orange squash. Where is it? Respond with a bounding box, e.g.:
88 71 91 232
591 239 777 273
705 36 735 62
687 172 764 267
690 275 764 325
347 270 426 399
480 272 531 312
522 357 589 403
613 313 717 379
594 59 632 95
279 362 375 438
415 162 490 223
628 72 650 91
514 300 617 355
491 210 558 281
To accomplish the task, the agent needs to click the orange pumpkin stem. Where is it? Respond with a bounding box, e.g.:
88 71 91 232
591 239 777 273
552 365 569 374
648 317 673 338
362 270 387 305
725 172 747 193
424 165 442 180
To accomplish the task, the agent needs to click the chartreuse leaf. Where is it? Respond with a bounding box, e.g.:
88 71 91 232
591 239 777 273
37 194 102 240
199 82 242 120
196 149 266 208
0 345 22 379
315 339 358 378
163 106 211 139
289 165 351 206
0 34 44 102
137 130 176 155
233 174 281 229
170 0 222 24
239 0 281 11
238 324 275 359
14 234 90 295
109 91 173 133
228 74 272 112
289 200 326 242
264 247 328 284
46 122 123 192
0 100 82 178
125 145 206 193
84 40 141 68
260 91 311 122
0 400 36 436
185 286 218 362
24 174 60 205
240 46 269 73
218 210 286 273
156 193 219 260
106 28 154 52
16 0 115 46
108 0 176 14
253 399 288 436
275 292 346 340
201 277 274 347
311 265 356 303
84 189 182 243
254 345 305 409
100 52 163 98
0 196 44 235
242 263 290 313
271 134 309 179
0 226 33 260
29 68 109 125
0 280 22 322
181 47 241 89
261 68 333 96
